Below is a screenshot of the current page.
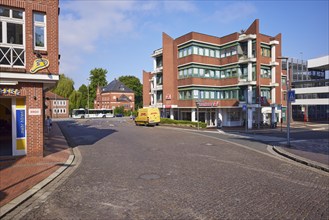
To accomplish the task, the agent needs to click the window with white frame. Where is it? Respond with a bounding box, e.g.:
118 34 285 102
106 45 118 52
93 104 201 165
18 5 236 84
34 12 46 50
0 6 25 67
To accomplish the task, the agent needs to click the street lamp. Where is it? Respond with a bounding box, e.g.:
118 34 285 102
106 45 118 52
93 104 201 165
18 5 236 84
87 78 90 117
196 99 200 130
278 56 291 146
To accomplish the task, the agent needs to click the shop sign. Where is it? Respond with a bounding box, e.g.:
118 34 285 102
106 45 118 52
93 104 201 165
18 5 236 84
16 110 25 138
30 58 50 74
165 94 172 100
29 108 41 115
164 105 171 108
198 101 219 107
0 88 21 96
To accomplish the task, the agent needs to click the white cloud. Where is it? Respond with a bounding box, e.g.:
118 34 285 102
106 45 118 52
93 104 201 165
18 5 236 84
59 1 147 85
58 0 199 87
211 2 256 24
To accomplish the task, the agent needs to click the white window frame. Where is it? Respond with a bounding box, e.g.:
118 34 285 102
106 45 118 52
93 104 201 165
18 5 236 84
34 12 46 51
0 7 25 68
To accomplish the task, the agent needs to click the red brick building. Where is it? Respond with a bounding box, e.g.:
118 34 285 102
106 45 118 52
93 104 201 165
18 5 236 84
45 91 69 119
0 0 59 157
94 79 135 111
143 19 285 128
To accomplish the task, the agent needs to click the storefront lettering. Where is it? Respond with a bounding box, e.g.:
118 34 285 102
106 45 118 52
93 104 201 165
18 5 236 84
198 102 219 107
0 88 21 96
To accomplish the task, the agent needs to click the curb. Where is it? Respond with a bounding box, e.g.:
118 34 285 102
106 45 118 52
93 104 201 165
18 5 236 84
272 145 329 173
0 153 75 218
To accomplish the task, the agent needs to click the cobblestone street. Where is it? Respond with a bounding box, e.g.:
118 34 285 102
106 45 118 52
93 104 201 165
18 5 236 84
6 119 329 219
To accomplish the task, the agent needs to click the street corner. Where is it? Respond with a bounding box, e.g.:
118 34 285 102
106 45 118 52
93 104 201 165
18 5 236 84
272 144 329 173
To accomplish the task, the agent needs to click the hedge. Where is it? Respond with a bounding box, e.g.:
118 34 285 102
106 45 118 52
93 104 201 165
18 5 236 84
160 118 207 129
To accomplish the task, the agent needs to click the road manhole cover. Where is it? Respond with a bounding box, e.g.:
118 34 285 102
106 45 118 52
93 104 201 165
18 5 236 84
139 173 161 180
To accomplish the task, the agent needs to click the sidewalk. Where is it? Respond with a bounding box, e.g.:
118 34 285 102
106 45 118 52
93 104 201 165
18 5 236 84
0 122 73 217
273 140 329 172
219 125 329 172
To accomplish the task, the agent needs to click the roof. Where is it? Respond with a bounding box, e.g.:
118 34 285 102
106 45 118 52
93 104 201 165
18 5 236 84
118 94 131 102
101 79 133 93
45 91 67 100
308 55 329 71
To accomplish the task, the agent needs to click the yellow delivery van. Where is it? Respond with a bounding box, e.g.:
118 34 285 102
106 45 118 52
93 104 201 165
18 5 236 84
135 107 160 126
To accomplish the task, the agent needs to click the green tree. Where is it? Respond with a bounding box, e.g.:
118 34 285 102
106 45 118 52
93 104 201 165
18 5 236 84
89 68 108 108
69 90 82 113
114 106 124 115
118 75 143 109
78 84 88 109
52 74 74 98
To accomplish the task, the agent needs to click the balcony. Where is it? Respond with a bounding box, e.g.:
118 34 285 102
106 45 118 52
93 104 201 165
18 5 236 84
238 34 256 42
238 78 256 86
151 66 163 74
0 45 25 68
238 54 256 64
270 61 279 66
155 85 163 91
152 48 163 57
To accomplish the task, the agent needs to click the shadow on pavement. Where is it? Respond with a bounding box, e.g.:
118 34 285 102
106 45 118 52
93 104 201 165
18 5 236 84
57 120 117 147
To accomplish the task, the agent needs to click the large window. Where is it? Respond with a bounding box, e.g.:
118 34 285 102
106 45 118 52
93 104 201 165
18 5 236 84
34 12 46 50
261 66 271 78
180 88 239 100
261 46 271 57
261 88 271 99
0 6 25 67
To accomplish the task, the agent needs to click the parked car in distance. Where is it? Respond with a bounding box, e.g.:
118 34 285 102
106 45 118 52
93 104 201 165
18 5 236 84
115 113 124 117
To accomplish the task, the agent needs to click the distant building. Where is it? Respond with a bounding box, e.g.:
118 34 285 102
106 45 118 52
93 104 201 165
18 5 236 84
0 1 59 157
94 79 135 111
288 55 329 122
143 19 284 128
45 91 69 119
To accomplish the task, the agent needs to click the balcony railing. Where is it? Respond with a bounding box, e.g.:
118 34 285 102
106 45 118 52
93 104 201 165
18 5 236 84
0 45 25 68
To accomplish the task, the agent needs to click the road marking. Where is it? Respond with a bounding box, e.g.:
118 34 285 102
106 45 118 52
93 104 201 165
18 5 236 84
312 128 327 131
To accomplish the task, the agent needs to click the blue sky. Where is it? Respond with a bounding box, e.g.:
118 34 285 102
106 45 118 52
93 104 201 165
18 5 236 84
59 0 329 89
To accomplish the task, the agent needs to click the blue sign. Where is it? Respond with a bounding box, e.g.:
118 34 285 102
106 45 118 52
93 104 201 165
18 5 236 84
16 110 25 138
242 104 247 111
288 90 295 102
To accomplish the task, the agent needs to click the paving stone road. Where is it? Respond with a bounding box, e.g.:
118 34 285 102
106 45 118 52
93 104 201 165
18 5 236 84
8 119 329 219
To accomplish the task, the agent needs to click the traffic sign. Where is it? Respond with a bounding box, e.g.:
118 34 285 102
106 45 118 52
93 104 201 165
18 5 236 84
242 104 247 111
288 90 295 102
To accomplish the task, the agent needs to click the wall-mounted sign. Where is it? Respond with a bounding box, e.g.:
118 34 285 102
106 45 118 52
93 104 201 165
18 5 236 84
29 108 41 115
165 94 172 100
0 88 21 96
16 109 26 139
30 58 49 74
198 102 219 107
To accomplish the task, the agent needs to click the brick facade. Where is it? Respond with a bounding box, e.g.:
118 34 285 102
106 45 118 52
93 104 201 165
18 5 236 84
45 91 69 119
94 79 135 111
0 0 59 157
143 19 284 128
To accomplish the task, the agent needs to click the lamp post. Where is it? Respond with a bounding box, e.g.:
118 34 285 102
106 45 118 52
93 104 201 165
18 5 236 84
196 99 200 130
278 56 291 146
87 79 90 117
